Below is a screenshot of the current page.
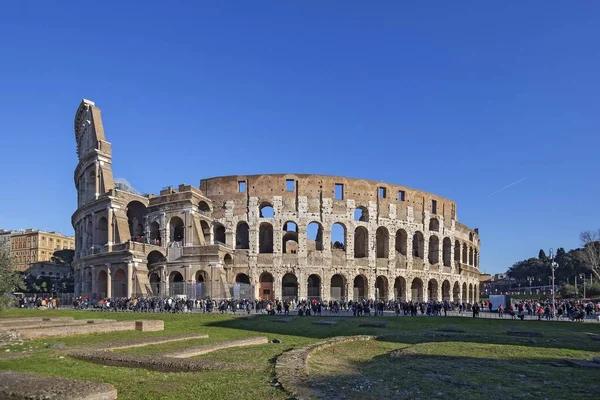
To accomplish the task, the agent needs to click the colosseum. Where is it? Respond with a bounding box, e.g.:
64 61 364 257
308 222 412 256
72 99 481 303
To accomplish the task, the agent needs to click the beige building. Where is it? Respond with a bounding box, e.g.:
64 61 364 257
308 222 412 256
11 229 74 272
26 261 73 280
72 99 481 302
0 229 12 256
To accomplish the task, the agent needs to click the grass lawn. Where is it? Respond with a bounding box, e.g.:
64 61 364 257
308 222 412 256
1 309 600 399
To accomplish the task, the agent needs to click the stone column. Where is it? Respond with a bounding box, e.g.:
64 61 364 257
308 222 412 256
274 273 282 300
388 230 396 260
298 270 306 300
106 264 112 298
127 262 134 297
94 161 100 200
437 281 443 302
107 207 114 249
297 226 307 257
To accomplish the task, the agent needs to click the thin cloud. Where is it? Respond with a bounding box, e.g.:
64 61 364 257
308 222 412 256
487 177 526 197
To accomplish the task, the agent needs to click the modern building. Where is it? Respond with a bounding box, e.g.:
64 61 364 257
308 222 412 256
72 99 482 302
10 229 75 272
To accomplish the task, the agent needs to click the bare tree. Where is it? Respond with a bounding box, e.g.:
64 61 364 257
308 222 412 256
580 229 600 280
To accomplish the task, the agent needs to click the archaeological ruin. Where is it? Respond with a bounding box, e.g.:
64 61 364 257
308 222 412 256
72 99 481 303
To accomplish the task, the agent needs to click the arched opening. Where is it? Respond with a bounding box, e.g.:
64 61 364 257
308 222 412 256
307 222 324 251
213 223 226 244
468 247 474 265
236 273 250 284
236 222 250 249
376 227 389 258
442 237 452 267
462 282 468 303
196 270 207 283
474 250 478 268
147 250 166 267
223 253 233 266
331 223 346 251
259 202 274 218
169 271 184 296
149 221 161 245
411 278 424 302
169 216 184 243
198 201 211 214
86 169 95 202
200 220 210 244
375 275 388 300
442 280 451 301
429 218 439 232
113 268 127 297
282 273 298 301
454 240 461 265
126 201 148 240
428 236 439 264
282 221 299 254
453 282 460 302
149 272 161 296
353 275 368 300
259 272 274 300
468 283 474 303
354 206 369 222
86 270 92 293
395 229 407 256
354 226 369 258
428 279 439 301
469 232 474 242
96 217 108 246
462 243 468 264
97 270 108 297
259 223 274 253
474 284 478 302
330 274 346 300
307 274 321 299
394 276 406 300
412 231 424 259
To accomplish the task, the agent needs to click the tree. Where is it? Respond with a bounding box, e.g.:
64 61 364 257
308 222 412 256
580 229 600 280
0 251 24 310
50 249 75 265
538 249 548 261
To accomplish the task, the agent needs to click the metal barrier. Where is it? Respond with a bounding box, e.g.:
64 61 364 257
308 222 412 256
146 282 254 300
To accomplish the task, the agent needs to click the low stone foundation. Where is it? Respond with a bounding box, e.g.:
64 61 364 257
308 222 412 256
0 319 116 333
0 317 75 326
15 320 163 340
163 336 269 358
0 370 117 400
135 320 164 331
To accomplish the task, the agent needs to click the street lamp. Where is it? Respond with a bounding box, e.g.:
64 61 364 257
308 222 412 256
527 276 534 294
549 249 558 318
579 273 586 299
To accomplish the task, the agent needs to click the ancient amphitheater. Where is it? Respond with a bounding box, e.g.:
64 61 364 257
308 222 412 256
72 99 481 303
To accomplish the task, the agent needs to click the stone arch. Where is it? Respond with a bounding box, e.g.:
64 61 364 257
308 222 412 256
169 216 184 243
259 222 274 253
196 270 208 283
331 223 347 251
259 202 274 218
474 249 479 268
147 250 166 267
330 274 346 300
429 218 439 232
453 281 460 302
376 227 389 258
223 253 233 266
411 278 424 302
443 237 452 267
395 229 407 256
236 222 250 249
282 221 299 254
126 201 147 239
354 226 369 258
149 272 161 296
236 273 250 284
412 231 424 259
375 275 389 300
96 217 108 246
200 220 210 244
428 279 439 301
428 236 439 264
462 282 468 302
169 271 184 296
442 279 451 301
213 223 226 244
353 274 368 300
113 268 127 297
307 221 324 251
307 274 321 299
469 283 474 303
354 206 369 222
198 201 211 214
468 246 474 265
469 232 474 242
454 240 461 264
282 273 298 300
97 270 107 297
150 221 161 244
394 276 406 300
259 272 274 300
462 243 468 264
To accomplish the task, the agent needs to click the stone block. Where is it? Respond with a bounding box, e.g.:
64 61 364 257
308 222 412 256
135 320 164 332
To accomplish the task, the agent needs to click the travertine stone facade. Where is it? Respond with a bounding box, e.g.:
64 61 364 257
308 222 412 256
72 99 481 303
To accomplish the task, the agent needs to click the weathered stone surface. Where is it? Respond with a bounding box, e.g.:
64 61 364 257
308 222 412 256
0 317 74 326
90 334 208 351
566 359 600 368
0 370 117 399
0 319 116 333
275 335 374 400
164 336 269 358
135 320 164 331
14 319 163 340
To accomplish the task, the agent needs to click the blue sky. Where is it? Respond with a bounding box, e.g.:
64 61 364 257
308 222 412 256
0 2 598 275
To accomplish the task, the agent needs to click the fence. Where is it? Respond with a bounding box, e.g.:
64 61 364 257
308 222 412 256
145 282 255 301
16 292 75 307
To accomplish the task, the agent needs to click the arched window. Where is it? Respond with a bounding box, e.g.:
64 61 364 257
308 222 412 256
236 222 250 249
376 227 389 258
259 223 274 253
354 206 369 222
443 237 452 267
429 218 439 232
198 201 211 214
395 229 407 256
96 217 108 246
428 236 439 264
126 201 148 239
169 217 184 243
213 223 226 245
412 231 424 258
354 226 369 258
259 202 274 218
331 223 346 251
307 222 324 251
282 221 298 254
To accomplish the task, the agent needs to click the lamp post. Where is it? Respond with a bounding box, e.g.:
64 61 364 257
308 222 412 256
579 273 586 299
527 276 534 295
549 249 558 318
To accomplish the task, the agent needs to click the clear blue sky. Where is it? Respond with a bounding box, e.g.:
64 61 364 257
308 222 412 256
0 2 598 275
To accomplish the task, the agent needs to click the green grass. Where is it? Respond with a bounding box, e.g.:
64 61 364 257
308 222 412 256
1 309 600 399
